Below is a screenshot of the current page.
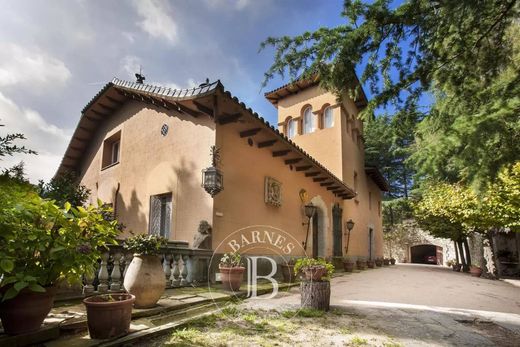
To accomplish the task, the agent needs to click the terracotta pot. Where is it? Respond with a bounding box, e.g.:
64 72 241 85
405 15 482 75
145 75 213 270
356 261 367 270
220 266 245 291
367 260 375 269
303 266 328 281
375 259 383 267
280 264 295 283
83 293 135 339
0 286 56 335
383 259 390 266
469 266 483 277
452 264 462 272
123 254 165 308
390 258 396 265
342 261 355 272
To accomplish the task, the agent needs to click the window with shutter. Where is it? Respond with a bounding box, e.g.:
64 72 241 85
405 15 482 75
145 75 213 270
149 193 172 238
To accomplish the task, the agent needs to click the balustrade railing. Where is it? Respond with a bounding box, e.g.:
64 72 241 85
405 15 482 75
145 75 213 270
82 241 214 296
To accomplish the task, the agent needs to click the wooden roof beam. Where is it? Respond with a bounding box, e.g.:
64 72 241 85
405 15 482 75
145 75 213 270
174 102 202 117
327 186 340 191
98 103 116 113
272 149 291 157
295 165 312 171
91 110 110 118
240 128 262 138
218 113 242 125
320 182 333 186
192 100 214 116
313 177 327 182
305 171 320 177
257 139 277 148
284 158 302 165
105 95 125 106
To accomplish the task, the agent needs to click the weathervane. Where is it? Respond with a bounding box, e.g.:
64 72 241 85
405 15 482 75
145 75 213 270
135 66 146 84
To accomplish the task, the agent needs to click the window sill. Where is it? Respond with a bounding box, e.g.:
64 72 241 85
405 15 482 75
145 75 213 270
101 161 120 171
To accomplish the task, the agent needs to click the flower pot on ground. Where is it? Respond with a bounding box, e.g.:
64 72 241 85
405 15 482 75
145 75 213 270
219 251 245 291
367 259 375 268
375 258 383 267
0 286 57 335
83 293 135 339
447 260 461 272
295 258 334 311
342 256 356 272
390 258 396 265
469 265 483 277
357 257 367 270
0 178 120 335
123 234 167 308
383 258 390 266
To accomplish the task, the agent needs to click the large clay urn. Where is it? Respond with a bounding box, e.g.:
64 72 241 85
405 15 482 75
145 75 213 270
220 266 245 291
123 254 165 308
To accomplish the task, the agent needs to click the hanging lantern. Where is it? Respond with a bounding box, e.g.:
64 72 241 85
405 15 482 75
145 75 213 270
304 202 317 219
201 146 223 197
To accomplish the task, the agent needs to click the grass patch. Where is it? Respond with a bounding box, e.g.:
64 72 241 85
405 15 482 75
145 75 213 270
281 307 326 318
349 336 368 346
383 340 403 347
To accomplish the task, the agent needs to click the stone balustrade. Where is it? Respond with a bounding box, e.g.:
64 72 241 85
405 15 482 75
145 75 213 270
82 241 214 296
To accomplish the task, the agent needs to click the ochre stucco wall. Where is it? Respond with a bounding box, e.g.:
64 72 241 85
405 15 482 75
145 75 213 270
276 85 384 259
78 101 215 244
212 120 343 257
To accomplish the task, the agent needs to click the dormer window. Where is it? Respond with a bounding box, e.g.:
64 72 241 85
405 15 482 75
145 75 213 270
287 118 297 139
303 106 315 134
102 130 121 169
324 106 334 128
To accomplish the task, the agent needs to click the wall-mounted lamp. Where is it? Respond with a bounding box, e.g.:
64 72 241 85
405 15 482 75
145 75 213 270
344 219 355 255
201 146 223 197
302 202 317 251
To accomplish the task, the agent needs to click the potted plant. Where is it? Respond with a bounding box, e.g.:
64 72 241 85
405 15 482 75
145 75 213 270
295 257 334 311
375 258 383 267
356 256 367 270
469 263 483 277
383 258 390 266
219 251 245 291
390 258 396 265
123 234 168 308
367 258 375 268
447 259 461 271
0 179 119 335
342 256 356 272
280 258 296 283
83 293 135 339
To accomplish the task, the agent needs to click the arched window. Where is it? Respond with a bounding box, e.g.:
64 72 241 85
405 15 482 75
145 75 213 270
287 118 296 139
323 106 334 128
303 106 315 134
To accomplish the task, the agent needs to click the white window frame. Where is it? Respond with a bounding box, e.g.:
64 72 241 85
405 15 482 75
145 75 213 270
287 118 296 139
324 106 334 128
111 140 120 165
303 107 315 134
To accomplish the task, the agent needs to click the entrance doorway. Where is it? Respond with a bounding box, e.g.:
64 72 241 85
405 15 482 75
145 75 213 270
411 244 439 264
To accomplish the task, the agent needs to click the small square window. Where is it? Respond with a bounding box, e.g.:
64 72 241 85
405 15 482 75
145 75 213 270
102 131 121 169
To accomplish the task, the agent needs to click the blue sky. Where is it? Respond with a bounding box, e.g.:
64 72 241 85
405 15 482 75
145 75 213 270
0 0 375 182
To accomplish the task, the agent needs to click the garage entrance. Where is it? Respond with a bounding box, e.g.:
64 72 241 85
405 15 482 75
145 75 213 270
410 244 439 264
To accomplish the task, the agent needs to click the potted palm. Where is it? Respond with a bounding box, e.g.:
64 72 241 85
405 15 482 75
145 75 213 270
123 234 168 308
0 179 119 335
295 257 334 311
342 256 356 272
219 251 245 291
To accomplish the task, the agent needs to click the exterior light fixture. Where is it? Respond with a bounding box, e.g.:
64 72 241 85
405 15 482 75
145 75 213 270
201 146 223 197
302 202 317 252
344 219 355 255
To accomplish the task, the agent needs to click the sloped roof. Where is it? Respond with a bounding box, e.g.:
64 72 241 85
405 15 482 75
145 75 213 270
57 78 359 199
264 73 369 109
365 166 390 192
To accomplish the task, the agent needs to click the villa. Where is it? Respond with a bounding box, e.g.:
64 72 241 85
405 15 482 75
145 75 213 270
57 75 388 262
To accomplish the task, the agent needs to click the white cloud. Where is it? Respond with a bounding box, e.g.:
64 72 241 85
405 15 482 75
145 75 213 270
205 0 252 10
0 43 71 89
132 0 178 45
120 55 142 80
0 92 71 182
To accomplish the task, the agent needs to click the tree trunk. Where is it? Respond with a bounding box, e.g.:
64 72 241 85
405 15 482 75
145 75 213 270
457 240 467 271
300 281 330 311
463 237 472 270
454 240 460 264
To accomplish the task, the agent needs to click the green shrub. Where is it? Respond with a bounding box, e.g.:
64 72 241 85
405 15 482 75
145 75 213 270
293 257 334 280
0 177 120 301
123 234 167 255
